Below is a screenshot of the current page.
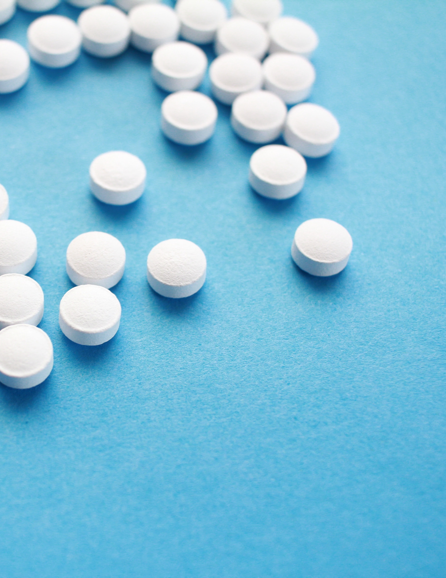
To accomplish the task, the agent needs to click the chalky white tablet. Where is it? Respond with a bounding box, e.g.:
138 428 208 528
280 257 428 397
66 231 126 289
291 218 353 277
269 17 319 58
66 0 104 7
115 0 159 12
215 17 269 60
284 103 340 158
0 220 37 275
0 325 53 389
129 4 179 53
152 41 207 92
0 185 9 220
28 15 82 68
0 0 15 26
78 5 130 58
209 53 263 105
59 285 121 346
90 151 146 205
231 90 287 144
263 53 315 105
249 145 307 200
17 0 60 11
161 91 218 145
147 239 206 299
232 0 282 26
177 0 227 45
0 39 30 94
0 274 44 329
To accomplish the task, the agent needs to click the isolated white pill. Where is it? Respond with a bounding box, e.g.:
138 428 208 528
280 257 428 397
0 0 15 25
249 145 307 200
0 220 37 275
215 17 269 60
232 0 282 26
152 41 207 92
263 53 315 105
129 3 179 53
292 218 353 277
66 0 104 7
0 39 30 94
284 103 340 158
28 15 82 68
177 0 227 45
147 239 206 299
115 0 159 12
0 185 9 220
59 285 121 346
17 0 60 11
209 53 262 105
231 90 287 144
90 151 146 205
269 17 319 58
78 5 130 58
0 274 44 329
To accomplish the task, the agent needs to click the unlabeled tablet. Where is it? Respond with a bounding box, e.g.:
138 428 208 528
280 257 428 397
28 15 82 68
232 0 282 26
209 52 263 105
215 17 269 60
152 41 207 92
0 0 15 25
0 39 30 94
129 3 179 53
0 220 37 275
90 151 146 205
147 239 206 299
284 103 340 158
177 0 227 45
78 5 130 58
292 218 353 277
17 0 60 11
66 0 104 6
115 0 159 12
231 90 287 144
263 53 315 105
59 285 121 346
0 274 44 329
0 185 9 220
249 145 307 200
66 231 126 289
269 17 319 58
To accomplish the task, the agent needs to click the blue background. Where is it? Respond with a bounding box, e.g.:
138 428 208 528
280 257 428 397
1 1 445 576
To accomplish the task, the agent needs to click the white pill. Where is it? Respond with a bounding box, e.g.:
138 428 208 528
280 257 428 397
263 53 315 105
231 90 287 144
89 151 146 205
59 285 121 346
147 239 206 299
129 4 179 53
66 231 126 289
0 0 16 26
115 0 159 12
161 90 217 146
0 39 30 94
249 145 307 200
152 41 207 92
0 184 9 220
0 220 37 275
269 17 319 59
232 0 282 26
66 0 104 7
177 0 227 45
209 53 262 105
78 5 130 58
215 17 269 60
284 103 340 158
0 274 44 329
17 0 60 12
28 15 82 68
292 218 353 277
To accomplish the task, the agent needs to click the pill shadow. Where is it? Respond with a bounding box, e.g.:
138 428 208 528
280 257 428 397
305 154 336 175
249 183 301 216
89 192 144 223
292 258 352 294
147 286 203 317
61 335 117 367
0 375 52 413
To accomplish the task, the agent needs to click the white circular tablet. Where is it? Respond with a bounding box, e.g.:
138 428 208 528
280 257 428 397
66 231 126 289
0 274 44 329
0 220 37 275
0 39 30 94
66 0 104 7
0 185 9 220
28 15 82 68
177 0 227 45
269 17 319 58
215 17 269 60
129 4 179 53
59 285 121 346
232 0 282 26
231 90 287 144
115 0 159 12
263 53 315 105
0 0 15 25
209 53 263 105
17 0 60 12
147 239 207 299
0 325 53 389
292 218 353 277
152 41 207 92
249 145 307 200
78 5 130 58
89 151 146 205
284 103 341 158
161 90 217 145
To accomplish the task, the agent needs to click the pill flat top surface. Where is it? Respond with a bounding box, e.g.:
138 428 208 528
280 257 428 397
0 220 37 275
0 0 15 25
28 15 82 67
177 0 227 43
153 41 207 82
293 218 353 269
0 274 44 329
0 39 30 92
17 0 61 12
215 17 269 59
232 0 283 25
209 53 263 104
78 5 130 45
287 103 340 145
0 185 9 220
269 16 319 57
129 4 179 52
263 52 316 104
231 90 287 143
89 150 146 204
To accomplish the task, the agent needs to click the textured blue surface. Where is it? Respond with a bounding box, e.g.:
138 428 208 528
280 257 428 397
1 1 445 576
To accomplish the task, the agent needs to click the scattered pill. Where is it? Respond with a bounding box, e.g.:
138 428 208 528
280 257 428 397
209 53 263 105
152 41 207 92
78 5 130 58
66 0 104 7
263 53 315 105
28 15 82 68
0 39 30 94
232 0 282 26
0 220 37 275
115 0 158 12
89 151 146 205
231 90 287 144
0 274 44 329
129 3 179 53
17 0 60 11
268 17 319 58
0 0 15 26
177 0 227 45
0 185 9 220
215 17 269 60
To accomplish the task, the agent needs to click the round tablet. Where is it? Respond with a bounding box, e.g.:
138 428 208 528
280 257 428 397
66 0 104 7
269 17 319 58
17 0 60 12
129 4 179 53
161 90 218 145
115 0 159 12
78 5 130 58
209 53 263 105
152 41 207 92
147 239 206 299
231 90 287 144
177 0 227 45
28 15 82 68
66 231 126 289
0 325 53 389
284 103 341 158
0 220 37 275
59 285 121 346
0 0 15 26
215 17 269 60
0 274 44 329
89 151 146 205
0 39 30 94
249 145 307 200
0 185 9 220
232 0 282 26
263 53 315 105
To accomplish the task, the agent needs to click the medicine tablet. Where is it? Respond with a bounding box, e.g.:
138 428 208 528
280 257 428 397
215 17 269 60
232 0 282 26
0 0 15 26
0 274 44 329
0 185 9 220
0 325 53 389
115 0 159 12
231 90 287 144
249 145 307 200
17 0 60 12
90 151 146 205
0 220 37 275
147 239 206 299
209 53 263 105
28 15 82 68
59 285 121 346
263 53 315 105
284 103 341 158
66 231 126 289
129 4 179 53
269 17 319 59
177 0 227 45
66 0 104 7
78 5 130 58
152 41 207 92
292 218 353 277
0 39 30 94
161 90 218 145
